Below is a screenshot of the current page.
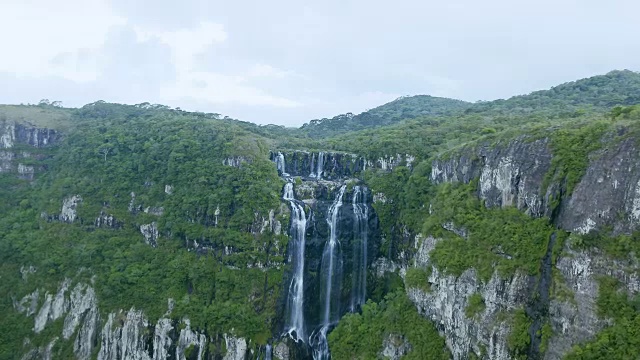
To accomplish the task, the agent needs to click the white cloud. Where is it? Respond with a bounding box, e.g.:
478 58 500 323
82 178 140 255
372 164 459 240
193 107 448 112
160 71 302 107
2 0 639 125
133 22 301 108
244 64 295 80
0 0 125 82
134 21 227 74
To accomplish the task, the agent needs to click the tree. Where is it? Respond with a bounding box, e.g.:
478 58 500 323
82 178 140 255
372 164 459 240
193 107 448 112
98 144 112 162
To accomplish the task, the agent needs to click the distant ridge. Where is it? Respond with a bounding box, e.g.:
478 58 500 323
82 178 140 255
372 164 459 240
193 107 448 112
301 69 640 138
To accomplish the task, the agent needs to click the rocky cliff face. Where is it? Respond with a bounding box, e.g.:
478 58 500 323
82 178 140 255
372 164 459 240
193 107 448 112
544 245 639 359
407 235 529 360
404 134 640 359
15 280 255 360
431 135 640 234
0 119 59 179
431 137 553 218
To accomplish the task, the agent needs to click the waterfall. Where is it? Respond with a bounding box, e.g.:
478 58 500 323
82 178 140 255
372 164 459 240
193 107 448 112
311 185 347 360
316 152 324 180
266 344 272 360
283 182 307 341
310 153 316 178
350 186 368 311
276 152 289 177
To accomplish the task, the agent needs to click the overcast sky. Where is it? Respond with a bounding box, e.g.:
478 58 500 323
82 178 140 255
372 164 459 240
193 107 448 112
1 0 639 126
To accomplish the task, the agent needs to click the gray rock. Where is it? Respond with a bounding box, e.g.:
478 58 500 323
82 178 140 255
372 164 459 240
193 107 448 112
20 265 37 281
60 195 83 223
140 222 159 247
63 283 97 340
408 234 529 360
381 333 412 360
557 138 640 234
95 211 122 228
431 137 552 217
223 156 251 168
0 150 15 172
273 342 290 360
153 318 173 360
177 319 207 360
98 310 151 360
14 289 40 316
0 120 58 177
21 337 58 360
34 278 69 333
432 135 640 235
74 304 99 360
545 244 639 359
222 334 247 360
17 163 35 180
144 206 165 216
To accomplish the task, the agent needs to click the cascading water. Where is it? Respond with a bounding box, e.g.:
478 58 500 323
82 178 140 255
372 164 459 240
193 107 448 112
311 185 347 360
309 153 316 178
316 152 325 180
276 152 289 177
265 344 272 360
350 185 368 311
283 182 307 341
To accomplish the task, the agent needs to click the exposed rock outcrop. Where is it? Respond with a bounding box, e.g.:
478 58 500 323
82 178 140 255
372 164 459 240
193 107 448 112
98 310 150 360
18 280 214 360
380 333 412 360
408 235 529 360
0 120 59 177
95 211 123 228
17 163 35 180
421 134 640 359
14 289 40 316
60 195 83 223
1 121 59 149
431 137 552 217
140 222 159 247
431 136 640 235
545 244 640 359
34 279 69 333
274 342 290 360
223 156 251 168
222 334 247 360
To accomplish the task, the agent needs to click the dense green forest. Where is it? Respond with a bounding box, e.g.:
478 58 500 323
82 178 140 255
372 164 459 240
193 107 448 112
1 69 640 359
0 102 290 357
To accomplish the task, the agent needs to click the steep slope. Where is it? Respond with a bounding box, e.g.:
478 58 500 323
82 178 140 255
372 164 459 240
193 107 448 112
1 102 289 359
329 116 640 359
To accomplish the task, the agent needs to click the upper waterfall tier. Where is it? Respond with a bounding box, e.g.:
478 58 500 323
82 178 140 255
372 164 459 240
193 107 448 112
270 150 416 179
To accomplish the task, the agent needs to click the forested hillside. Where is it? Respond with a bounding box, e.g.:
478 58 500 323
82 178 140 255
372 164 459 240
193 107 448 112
297 69 640 141
299 95 470 138
1 102 288 358
2 70 640 360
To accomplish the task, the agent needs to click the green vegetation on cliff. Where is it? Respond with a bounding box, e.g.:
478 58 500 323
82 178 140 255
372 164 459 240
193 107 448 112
565 276 640 360
0 102 289 357
426 182 558 281
328 291 450 360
